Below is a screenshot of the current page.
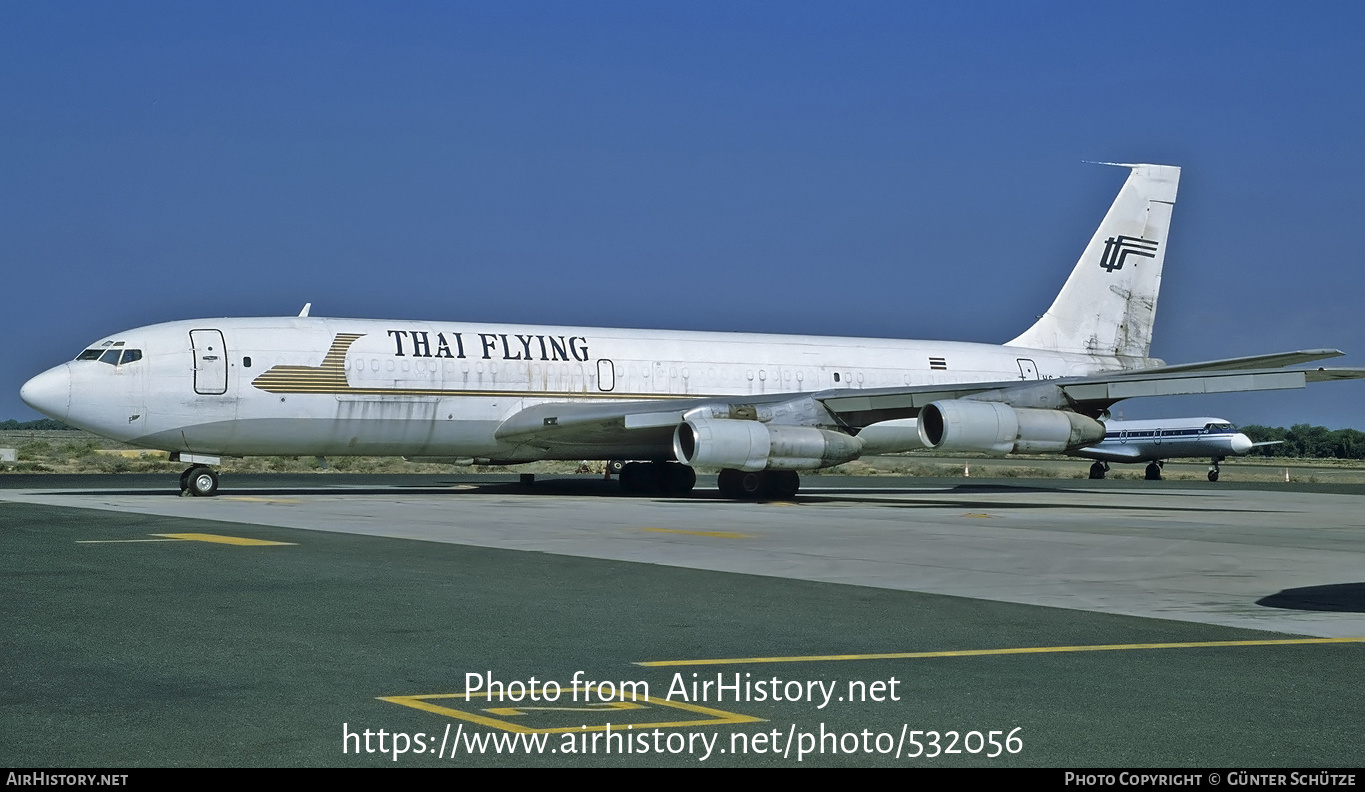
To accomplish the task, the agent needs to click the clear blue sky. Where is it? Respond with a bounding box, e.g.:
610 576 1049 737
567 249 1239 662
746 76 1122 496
4 2 1363 427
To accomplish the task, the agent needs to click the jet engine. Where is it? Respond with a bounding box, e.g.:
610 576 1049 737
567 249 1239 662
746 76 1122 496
917 400 1104 455
856 418 926 454
673 418 862 471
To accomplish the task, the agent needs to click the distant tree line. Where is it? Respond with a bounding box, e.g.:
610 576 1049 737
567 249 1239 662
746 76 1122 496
0 418 74 430
1240 424 1365 459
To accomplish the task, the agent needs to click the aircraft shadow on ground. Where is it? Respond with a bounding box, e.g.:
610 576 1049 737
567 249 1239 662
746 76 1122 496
42 476 1288 514
1257 583 1365 613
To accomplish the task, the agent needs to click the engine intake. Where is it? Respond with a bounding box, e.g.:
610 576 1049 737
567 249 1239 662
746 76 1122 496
673 418 862 471
917 400 1104 455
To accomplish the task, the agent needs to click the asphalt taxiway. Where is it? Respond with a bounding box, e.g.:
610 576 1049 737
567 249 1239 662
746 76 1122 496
3 474 1363 767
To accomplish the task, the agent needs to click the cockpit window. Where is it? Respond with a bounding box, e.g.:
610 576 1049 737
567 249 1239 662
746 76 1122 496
77 348 142 365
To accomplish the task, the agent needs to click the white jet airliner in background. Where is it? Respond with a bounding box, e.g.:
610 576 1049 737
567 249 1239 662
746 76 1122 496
19 164 1365 498
1072 417 1278 482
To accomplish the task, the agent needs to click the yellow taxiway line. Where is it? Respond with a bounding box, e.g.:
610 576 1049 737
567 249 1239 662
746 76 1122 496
636 637 1365 667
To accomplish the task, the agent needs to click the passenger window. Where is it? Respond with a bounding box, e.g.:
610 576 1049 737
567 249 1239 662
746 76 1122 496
243 356 252 367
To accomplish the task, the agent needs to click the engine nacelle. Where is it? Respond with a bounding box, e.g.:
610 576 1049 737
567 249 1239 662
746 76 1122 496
856 418 926 454
917 400 1104 455
673 418 863 471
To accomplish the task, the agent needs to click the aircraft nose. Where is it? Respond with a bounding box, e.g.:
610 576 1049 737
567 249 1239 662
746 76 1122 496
19 364 72 421
1230 433 1254 454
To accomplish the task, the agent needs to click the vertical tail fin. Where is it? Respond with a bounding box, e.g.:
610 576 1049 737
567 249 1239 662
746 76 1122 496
1007 163 1180 359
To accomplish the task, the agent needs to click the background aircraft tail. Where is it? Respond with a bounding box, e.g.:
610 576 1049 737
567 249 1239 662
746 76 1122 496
1007 163 1180 359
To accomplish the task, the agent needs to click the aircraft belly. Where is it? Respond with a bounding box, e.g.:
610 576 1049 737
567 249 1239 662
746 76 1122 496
132 416 506 457
504 424 678 462
1161 439 1223 458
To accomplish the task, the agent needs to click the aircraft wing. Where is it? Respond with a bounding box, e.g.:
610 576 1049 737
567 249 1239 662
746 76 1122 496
1071 444 1149 462
492 364 1365 455
495 397 708 449
1113 349 1344 375
492 394 802 454
816 365 1365 428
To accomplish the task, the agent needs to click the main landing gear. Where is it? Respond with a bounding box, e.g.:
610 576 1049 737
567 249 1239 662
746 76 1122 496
716 469 800 500
618 461 696 496
1144 461 1164 481
1088 461 1110 480
611 462 802 499
179 465 219 497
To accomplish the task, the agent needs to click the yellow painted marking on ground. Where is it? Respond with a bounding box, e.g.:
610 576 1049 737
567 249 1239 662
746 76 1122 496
220 496 302 504
484 702 646 716
380 685 762 734
150 533 296 546
76 539 184 544
962 512 994 518
635 637 1365 667
641 527 752 539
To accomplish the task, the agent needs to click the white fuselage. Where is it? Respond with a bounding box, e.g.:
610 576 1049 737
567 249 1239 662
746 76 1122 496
22 316 1145 461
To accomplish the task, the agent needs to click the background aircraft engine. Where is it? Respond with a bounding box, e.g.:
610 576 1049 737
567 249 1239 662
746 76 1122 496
673 418 862 471
917 400 1104 455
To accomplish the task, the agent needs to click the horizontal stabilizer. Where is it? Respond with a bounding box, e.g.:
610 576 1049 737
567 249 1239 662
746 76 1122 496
1305 367 1365 382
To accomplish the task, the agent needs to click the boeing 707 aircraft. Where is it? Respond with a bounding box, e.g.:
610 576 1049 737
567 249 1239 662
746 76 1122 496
19 164 1365 497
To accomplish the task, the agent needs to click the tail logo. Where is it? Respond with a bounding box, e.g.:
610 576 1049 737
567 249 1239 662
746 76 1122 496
1099 235 1159 273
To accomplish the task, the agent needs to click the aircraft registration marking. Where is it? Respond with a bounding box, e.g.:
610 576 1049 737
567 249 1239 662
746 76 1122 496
635 637 1365 667
380 685 761 734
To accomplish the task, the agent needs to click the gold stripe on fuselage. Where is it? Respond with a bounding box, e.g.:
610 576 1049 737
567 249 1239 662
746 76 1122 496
250 333 362 392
